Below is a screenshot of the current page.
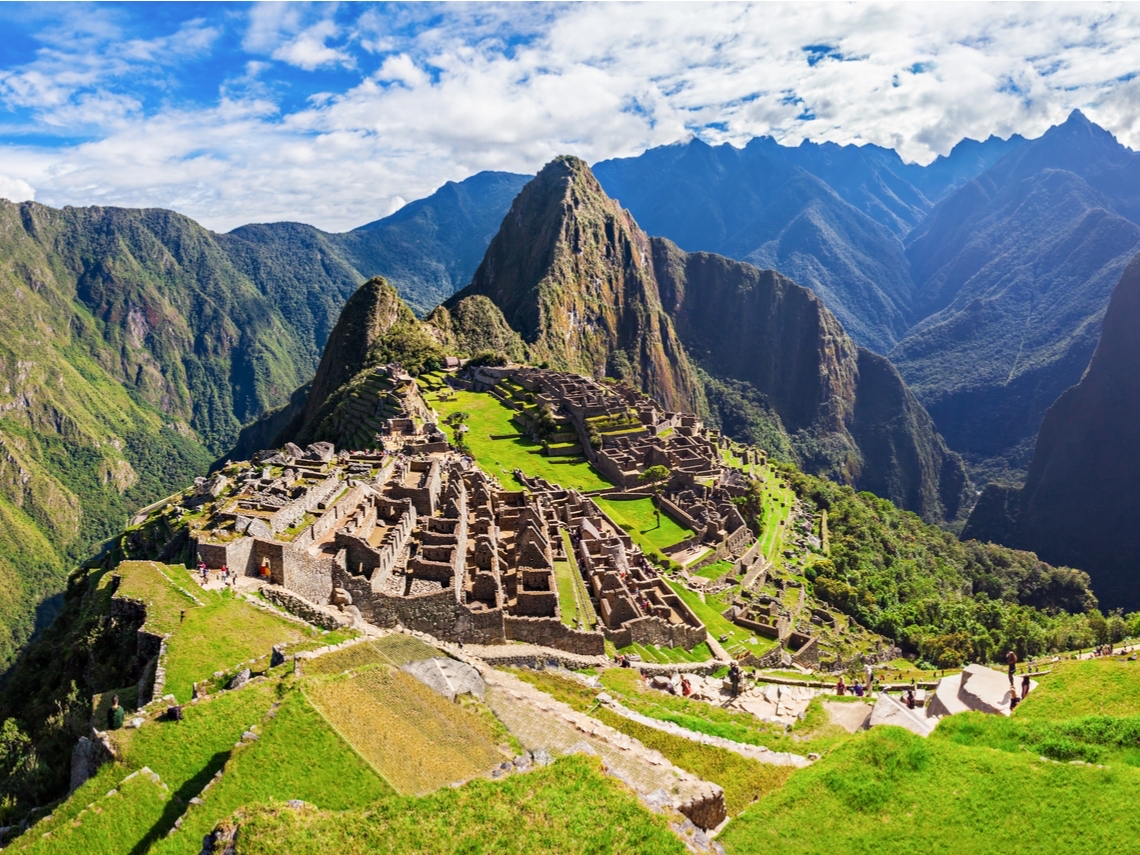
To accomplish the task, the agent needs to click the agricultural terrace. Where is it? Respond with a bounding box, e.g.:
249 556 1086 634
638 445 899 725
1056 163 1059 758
665 577 778 659
425 387 610 492
108 561 325 702
221 755 687 855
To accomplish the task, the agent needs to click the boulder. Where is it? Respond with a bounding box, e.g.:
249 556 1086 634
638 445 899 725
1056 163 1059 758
868 692 934 737
927 664 1038 719
400 657 485 702
246 519 272 540
306 441 336 462
283 442 304 459
227 668 251 691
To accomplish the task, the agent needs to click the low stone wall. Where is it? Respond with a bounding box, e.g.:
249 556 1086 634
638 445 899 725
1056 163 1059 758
791 636 820 668
504 616 605 656
625 614 706 651
260 586 349 630
657 496 703 533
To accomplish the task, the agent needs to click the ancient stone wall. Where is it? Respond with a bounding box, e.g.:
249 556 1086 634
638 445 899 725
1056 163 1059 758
268 473 342 533
260 585 347 630
625 614 707 651
503 616 605 655
281 547 335 606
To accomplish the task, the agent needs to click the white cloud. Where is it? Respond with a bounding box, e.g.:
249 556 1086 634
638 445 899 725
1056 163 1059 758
4 2 1140 232
272 20 354 71
0 173 35 203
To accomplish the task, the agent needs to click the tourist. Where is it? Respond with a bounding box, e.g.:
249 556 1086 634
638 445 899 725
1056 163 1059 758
1005 649 1017 686
107 694 125 730
906 688 916 710
864 662 873 691
1009 692 1021 711
681 676 692 697
1021 672 1031 700
835 677 846 696
853 681 864 698
729 662 742 697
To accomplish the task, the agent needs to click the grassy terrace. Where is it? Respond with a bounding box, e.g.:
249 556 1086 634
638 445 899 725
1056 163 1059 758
664 577 777 658
112 561 314 702
618 641 713 664
594 496 693 554
226 755 686 855
756 465 795 568
555 530 597 630
426 388 609 492
721 725 1140 854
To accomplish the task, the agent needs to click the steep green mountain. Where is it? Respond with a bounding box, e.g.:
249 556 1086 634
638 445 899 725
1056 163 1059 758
448 156 704 414
231 277 524 455
449 156 968 521
651 241 969 522
963 252 1140 610
893 111 1140 486
0 200 313 669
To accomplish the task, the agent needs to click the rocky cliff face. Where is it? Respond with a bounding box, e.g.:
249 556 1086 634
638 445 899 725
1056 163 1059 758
448 156 704 414
651 240 969 521
963 252 1140 609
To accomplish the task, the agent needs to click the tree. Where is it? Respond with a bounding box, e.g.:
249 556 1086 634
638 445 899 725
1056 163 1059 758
638 465 671 529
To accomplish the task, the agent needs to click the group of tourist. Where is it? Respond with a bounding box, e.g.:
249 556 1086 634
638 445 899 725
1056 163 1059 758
195 560 239 588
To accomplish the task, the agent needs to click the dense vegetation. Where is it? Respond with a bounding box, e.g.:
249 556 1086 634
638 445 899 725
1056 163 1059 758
776 463 1119 667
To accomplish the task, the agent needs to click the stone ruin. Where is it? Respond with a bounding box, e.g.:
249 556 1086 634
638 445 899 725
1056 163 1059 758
185 365 846 666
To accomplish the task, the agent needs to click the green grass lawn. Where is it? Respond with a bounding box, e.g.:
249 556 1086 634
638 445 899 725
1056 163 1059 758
17 768 172 855
594 497 693 553
553 556 582 628
663 578 776 657
1016 658 1140 720
113 561 316 703
226 755 687 855
428 389 610 491
557 530 598 629
618 641 714 664
720 725 1140 854
693 559 734 580
12 683 278 854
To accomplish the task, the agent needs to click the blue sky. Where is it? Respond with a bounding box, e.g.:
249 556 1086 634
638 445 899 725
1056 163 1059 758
1 2 1139 231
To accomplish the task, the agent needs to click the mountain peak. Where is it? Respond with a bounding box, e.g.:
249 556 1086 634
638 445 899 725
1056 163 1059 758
450 156 703 412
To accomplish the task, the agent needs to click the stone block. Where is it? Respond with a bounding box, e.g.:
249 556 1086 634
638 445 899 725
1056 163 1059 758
401 657 485 702
868 692 934 737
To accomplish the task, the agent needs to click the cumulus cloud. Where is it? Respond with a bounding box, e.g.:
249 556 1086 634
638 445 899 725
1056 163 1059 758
1 2 1140 231
0 173 35 203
